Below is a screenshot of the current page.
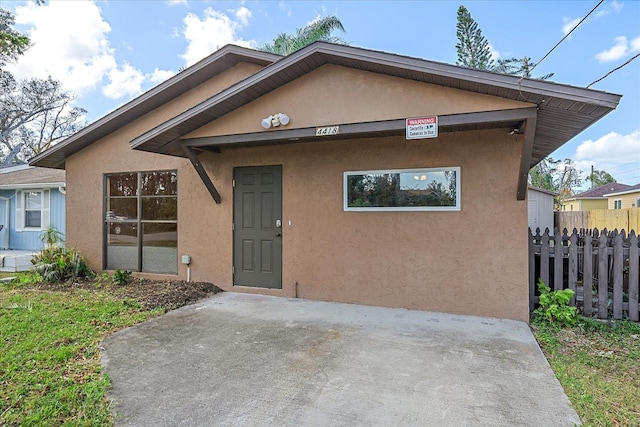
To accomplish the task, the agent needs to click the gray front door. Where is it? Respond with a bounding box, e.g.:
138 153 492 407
233 165 282 289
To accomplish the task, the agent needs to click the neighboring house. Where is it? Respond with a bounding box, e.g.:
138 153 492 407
30 42 621 322
604 183 640 209
0 165 66 251
528 187 556 233
562 182 632 212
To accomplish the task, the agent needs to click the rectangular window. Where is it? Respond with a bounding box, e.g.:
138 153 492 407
105 171 177 274
613 199 622 209
344 167 460 211
16 189 50 231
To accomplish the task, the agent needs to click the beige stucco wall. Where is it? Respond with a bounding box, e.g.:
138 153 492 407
66 61 530 321
185 64 533 138
186 129 529 321
65 62 264 277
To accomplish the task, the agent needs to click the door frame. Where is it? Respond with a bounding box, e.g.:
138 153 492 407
232 165 283 289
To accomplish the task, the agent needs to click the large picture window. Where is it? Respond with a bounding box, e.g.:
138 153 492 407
344 167 460 211
105 171 177 274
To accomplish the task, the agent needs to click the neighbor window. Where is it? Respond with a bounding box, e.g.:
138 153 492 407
344 167 460 211
105 171 177 274
613 199 622 209
16 189 50 231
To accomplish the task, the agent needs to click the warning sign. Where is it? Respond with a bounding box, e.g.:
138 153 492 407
406 116 438 140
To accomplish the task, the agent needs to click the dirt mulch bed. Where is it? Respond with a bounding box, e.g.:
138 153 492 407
29 278 223 311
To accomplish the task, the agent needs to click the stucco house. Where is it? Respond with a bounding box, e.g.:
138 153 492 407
562 182 632 212
30 42 621 321
0 165 66 271
604 183 640 209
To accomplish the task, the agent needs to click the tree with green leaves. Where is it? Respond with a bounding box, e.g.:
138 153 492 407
528 157 584 209
0 6 86 164
0 9 30 67
587 169 616 188
260 15 346 56
455 5 494 70
455 5 553 80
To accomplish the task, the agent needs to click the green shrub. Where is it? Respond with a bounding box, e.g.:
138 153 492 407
113 269 132 286
31 246 92 283
40 225 65 248
533 279 578 327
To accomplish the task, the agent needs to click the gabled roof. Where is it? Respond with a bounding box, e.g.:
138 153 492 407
566 182 633 200
30 42 622 175
29 45 281 169
126 42 621 166
0 166 65 189
604 183 640 197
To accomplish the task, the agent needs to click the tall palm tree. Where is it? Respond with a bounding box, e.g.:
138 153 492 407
260 15 346 56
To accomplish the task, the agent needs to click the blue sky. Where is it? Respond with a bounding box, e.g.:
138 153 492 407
3 0 639 187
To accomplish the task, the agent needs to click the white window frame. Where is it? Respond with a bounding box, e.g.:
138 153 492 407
16 189 50 231
613 199 622 210
343 167 461 212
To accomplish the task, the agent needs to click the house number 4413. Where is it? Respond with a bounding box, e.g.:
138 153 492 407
315 126 339 136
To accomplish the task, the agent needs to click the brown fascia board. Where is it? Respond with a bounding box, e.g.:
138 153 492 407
29 45 281 169
130 41 621 155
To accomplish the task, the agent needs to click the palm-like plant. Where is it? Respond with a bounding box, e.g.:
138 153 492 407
260 15 346 56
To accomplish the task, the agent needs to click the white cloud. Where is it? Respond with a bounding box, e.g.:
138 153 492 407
181 7 255 66
278 1 293 18
8 0 151 100
595 35 640 62
574 130 640 172
149 68 176 84
595 0 624 18
573 130 640 185
562 17 581 36
611 0 624 13
102 63 145 99
488 43 500 61
235 7 252 27
9 1 114 94
167 0 188 5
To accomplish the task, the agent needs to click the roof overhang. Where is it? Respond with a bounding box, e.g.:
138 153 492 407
604 188 640 197
128 42 621 170
29 45 281 169
0 182 65 190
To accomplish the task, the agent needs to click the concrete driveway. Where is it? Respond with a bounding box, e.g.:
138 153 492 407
101 293 580 426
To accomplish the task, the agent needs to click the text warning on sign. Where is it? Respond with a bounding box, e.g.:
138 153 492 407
406 116 438 140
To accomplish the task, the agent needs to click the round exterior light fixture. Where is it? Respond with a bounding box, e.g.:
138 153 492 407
261 113 290 129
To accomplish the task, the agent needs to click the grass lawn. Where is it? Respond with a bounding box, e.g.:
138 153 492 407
0 283 163 426
2 276 639 427
0 272 18 279
534 320 640 427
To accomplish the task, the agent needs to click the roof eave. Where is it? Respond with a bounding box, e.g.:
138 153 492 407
0 182 65 190
29 44 281 169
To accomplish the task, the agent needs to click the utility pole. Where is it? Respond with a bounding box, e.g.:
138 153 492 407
591 165 594 189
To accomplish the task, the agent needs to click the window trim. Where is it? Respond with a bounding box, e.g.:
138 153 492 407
343 167 461 212
104 170 178 274
613 199 622 209
15 189 50 231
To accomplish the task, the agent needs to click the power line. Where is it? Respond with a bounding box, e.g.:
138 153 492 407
587 52 640 88
527 0 604 77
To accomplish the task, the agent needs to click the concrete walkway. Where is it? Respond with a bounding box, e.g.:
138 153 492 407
101 293 580 426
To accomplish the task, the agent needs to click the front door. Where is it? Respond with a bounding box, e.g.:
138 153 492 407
233 165 282 289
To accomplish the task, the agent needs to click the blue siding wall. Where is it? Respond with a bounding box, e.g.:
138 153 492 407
0 188 66 251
